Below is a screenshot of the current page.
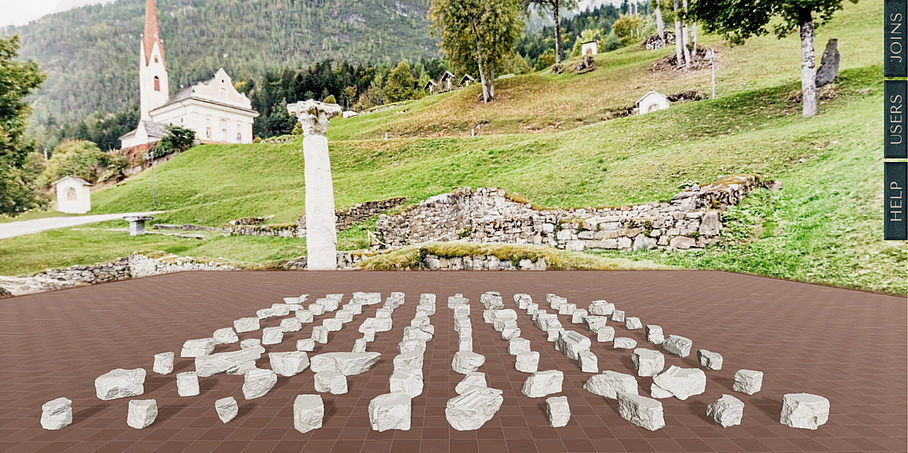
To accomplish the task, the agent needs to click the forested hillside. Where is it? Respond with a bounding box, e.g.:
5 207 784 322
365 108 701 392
5 0 437 127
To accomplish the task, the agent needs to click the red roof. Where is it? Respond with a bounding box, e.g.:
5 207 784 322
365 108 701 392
143 0 165 67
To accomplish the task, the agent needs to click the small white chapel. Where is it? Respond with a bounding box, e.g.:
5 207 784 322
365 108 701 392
120 0 259 149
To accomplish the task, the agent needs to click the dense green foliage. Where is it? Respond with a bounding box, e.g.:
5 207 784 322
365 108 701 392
384 61 421 102
6 0 438 130
155 125 195 157
516 3 622 66
689 0 857 44
0 35 46 216
38 139 108 186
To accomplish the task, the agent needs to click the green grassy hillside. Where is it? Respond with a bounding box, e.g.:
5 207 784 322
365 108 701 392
2 1 904 295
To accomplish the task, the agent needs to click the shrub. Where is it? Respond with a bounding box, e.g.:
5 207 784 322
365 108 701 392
39 139 107 186
154 125 195 158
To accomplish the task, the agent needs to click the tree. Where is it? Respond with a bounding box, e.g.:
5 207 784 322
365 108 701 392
430 0 523 102
0 35 46 216
688 0 858 117
522 0 578 65
612 14 644 44
323 94 337 104
384 61 419 102
156 126 195 157
652 0 665 42
38 140 107 186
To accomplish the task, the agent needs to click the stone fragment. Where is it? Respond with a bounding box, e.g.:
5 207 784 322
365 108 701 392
323 318 343 332
127 399 157 429
262 327 284 345
368 392 412 431
256 308 275 319
651 366 707 400
195 346 265 377
373 317 392 332
526 303 539 315
588 300 615 316
403 326 433 342
213 327 240 344
269 352 310 377
241 338 261 349
41 397 72 430
293 395 324 433
452 351 485 374
555 330 591 360
733 369 764 395
501 326 521 340
362 327 376 342
508 338 531 356
390 368 424 397
547 294 566 310
558 303 577 315
645 325 664 345
492 318 517 332
584 371 638 399
280 318 302 333
181 338 216 358
310 352 381 375
480 291 504 309
335 310 354 323
297 339 315 352
284 296 302 305
458 336 473 352
393 352 424 371
596 326 616 342
780 393 830 430
579 350 598 373
515 351 540 373
631 348 665 377
706 394 744 428
613 337 637 349
454 316 471 332
611 310 625 322
398 339 427 354
617 393 665 431
314 371 348 394
271 305 291 317
296 310 314 323
662 335 693 357
583 315 609 333
376 308 393 318
522 370 563 398
454 304 470 318
308 303 326 316
215 397 238 423
547 326 564 342
455 372 488 394
514 294 532 309
242 368 277 400
353 292 382 305
353 338 368 353
153 352 173 375
176 372 200 397
95 368 146 400
571 309 589 324
445 387 503 431
697 350 723 370
535 313 560 331
625 317 643 330
546 396 571 428
311 326 329 344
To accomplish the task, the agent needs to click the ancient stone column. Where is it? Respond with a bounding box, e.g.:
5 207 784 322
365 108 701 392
288 100 342 270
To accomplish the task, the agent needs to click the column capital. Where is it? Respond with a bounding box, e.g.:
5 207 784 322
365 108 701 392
287 100 342 136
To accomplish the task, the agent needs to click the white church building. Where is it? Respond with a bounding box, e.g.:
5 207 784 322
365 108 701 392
121 0 258 149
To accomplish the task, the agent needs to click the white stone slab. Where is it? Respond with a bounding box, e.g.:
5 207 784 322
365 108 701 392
579 350 598 373
153 352 173 375
297 339 315 352
296 310 314 323
611 310 625 322
625 317 642 330
368 392 411 432
373 317 392 332
240 338 261 349
242 368 277 400
308 303 326 316
706 394 744 427
234 317 261 333
515 351 540 373
501 326 521 340
555 330 591 360
458 336 473 352
215 397 238 423
522 370 563 398
583 315 609 333
733 369 763 395
176 372 200 397
353 338 368 353
584 371 638 399
41 397 72 430
631 348 665 377
508 338 531 356
95 368 146 400
390 368 424 397
645 325 664 345
213 328 239 344
613 337 637 349
454 372 488 395
256 308 276 319
280 318 302 333
780 393 830 430
271 304 291 317
662 335 693 357
452 351 485 374
126 399 157 429
353 292 382 305
314 371 348 394
617 393 664 431
588 300 615 316
398 339 427 354
546 396 571 428
445 387 503 431
181 338 216 358
596 326 616 342
547 326 564 342
514 294 532 309
571 309 589 324
195 346 266 377
323 318 343 332
697 350 723 370
293 394 324 433
270 351 310 377
310 352 381 376
262 327 284 345
403 326 433 342
393 352 424 371
651 366 706 400
311 326 329 344
335 310 354 323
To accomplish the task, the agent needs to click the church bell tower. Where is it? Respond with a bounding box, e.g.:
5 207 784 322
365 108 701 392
139 0 169 121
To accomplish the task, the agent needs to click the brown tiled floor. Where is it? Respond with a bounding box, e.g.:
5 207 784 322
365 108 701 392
0 270 904 452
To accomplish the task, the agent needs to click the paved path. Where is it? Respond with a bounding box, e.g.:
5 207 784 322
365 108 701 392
0 212 161 239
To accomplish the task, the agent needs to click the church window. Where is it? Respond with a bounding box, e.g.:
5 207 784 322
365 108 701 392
66 187 77 201
154 56 159 63
153 76 160 92
236 132 242 143
205 127 212 139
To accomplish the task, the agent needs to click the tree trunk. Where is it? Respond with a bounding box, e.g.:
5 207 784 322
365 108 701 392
489 67 496 99
470 18 491 103
682 0 691 65
553 1 562 65
692 23 697 54
655 4 665 42
801 19 817 117
672 0 684 67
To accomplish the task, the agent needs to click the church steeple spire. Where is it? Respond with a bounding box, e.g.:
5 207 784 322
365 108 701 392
143 0 165 67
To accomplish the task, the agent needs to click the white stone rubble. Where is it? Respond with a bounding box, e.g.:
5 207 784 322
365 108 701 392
632 348 665 377
322 318 343 332
398 339 427 354
645 325 664 345
508 338 531 355
393 352 424 370
613 337 637 349
215 397 238 423
733 369 764 395
514 294 532 310
583 315 609 333
269 352 310 377
617 393 664 431
153 352 173 375
181 338 216 358
353 338 368 352
213 327 239 344
445 387 503 431
651 366 707 400
242 368 277 400
390 369 424 397
241 338 261 349
454 372 487 395
262 327 284 345
697 350 723 370
546 396 571 428
297 339 315 351
584 371 638 399
625 317 643 330
234 317 260 333
579 350 598 373
571 309 588 324
596 326 616 342
403 326 433 342
195 346 265 377
311 326 329 344
368 392 412 431
176 372 200 397
611 310 625 322
706 394 744 427
555 330 592 360
293 394 324 433
127 399 157 429
515 351 540 373
452 351 485 374
662 335 693 357
95 368 146 400
780 393 830 430
522 370 563 398
280 318 302 333
310 352 381 375
296 310 314 323
256 308 275 319
41 397 72 430
314 371 348 394
271 304 291 317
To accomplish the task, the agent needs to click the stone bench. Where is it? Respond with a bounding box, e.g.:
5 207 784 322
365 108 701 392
124 216 154 236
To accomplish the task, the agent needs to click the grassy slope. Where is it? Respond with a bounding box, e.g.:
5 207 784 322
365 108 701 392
2 1 903 294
